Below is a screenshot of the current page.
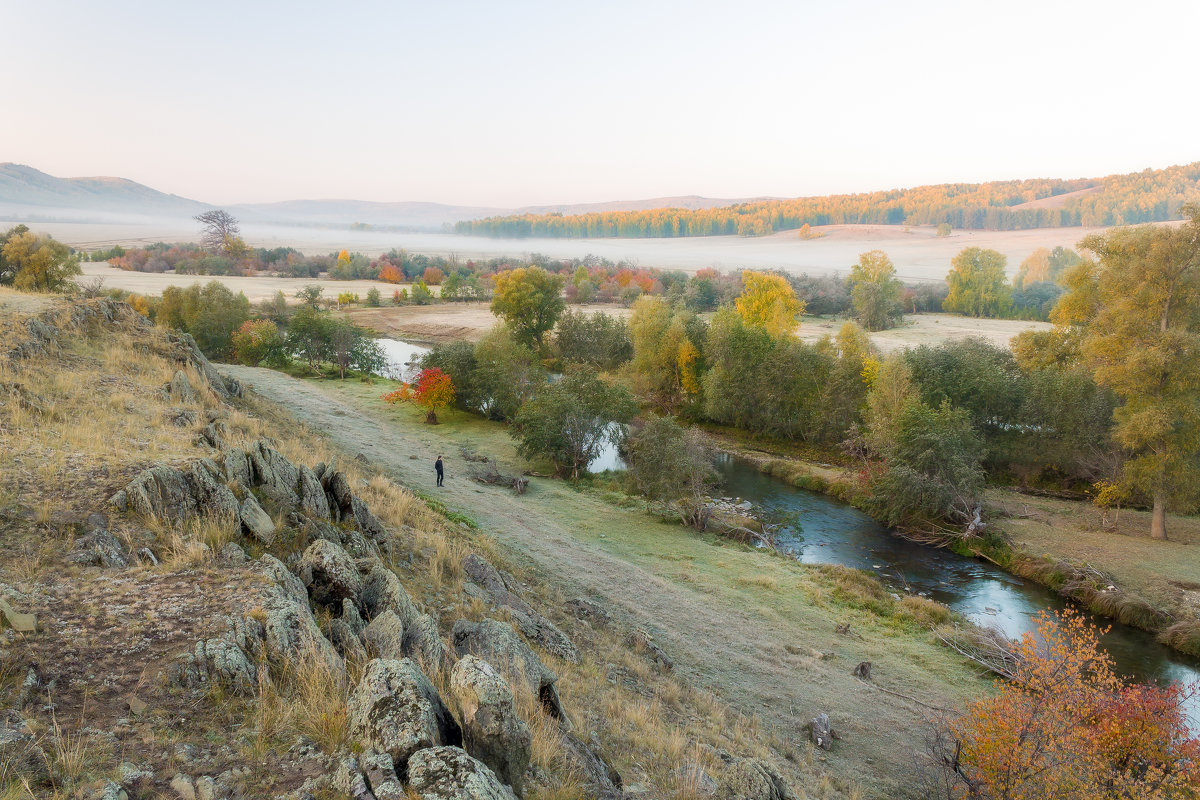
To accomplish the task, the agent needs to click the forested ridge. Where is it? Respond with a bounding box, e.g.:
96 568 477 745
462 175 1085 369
456 161 1200 238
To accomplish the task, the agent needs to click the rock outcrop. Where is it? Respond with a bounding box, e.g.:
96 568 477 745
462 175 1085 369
450 655 531 795
348 659 462 772
406 746 518 800
299 539 363 609
717 758 800 800
362 610 406 660
451 619 565 720
462 554 578 664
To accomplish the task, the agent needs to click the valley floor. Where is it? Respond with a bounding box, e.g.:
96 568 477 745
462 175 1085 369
223 366 990 798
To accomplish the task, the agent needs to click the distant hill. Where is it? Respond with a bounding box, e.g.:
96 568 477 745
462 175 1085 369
456 162 1200 239
0 163 208 219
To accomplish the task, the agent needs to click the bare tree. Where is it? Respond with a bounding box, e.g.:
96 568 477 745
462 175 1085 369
194 210 241 255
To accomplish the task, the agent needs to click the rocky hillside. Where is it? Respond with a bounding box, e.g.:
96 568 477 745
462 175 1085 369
0 295 834 799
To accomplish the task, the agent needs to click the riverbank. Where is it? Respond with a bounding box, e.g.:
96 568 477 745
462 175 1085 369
705 428 1200 658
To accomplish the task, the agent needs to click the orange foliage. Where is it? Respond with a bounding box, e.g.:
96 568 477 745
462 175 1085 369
381 368 454 424
378 264 405 283
421 267 444 285
946 610 1200 799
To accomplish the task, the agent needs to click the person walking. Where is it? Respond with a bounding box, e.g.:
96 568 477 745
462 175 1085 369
435 455 444 487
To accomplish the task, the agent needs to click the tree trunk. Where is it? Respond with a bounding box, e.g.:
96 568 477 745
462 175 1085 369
1151 493 1168 541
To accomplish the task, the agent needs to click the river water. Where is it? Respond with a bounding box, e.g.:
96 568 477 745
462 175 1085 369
375 338 430 382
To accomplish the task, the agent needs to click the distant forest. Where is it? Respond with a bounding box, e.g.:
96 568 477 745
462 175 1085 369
456 162 1200 238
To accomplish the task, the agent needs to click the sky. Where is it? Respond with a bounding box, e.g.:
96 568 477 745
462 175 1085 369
5 0 1199 207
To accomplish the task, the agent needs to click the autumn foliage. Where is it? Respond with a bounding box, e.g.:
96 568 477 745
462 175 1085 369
936 609 1200 799
382 367 455 424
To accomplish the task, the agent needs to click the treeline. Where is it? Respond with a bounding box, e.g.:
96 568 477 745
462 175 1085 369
455 162 1200 238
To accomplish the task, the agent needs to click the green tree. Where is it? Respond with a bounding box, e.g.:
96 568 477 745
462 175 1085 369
555 309 633 370
296 284 324 308
157 281 250 359
943 247 1012 318
491 266 566 349
626 415 717 529
510 368 636 478
1070 208 1200 539
472 325 545 421
421 341 481 413
286 305 334 372
0 225 30 284
628 296 705 411
866 399 985 528
848 250 903 330
1 231 80 292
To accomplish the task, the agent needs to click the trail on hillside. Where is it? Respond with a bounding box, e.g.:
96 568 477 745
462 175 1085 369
225 365 958 797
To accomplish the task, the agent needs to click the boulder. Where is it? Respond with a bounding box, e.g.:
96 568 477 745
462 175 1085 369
404 613 450 672
198 423 225 450
175 332 233 400
184 459 241 521
330 617 369 663
169 370 197 403
451 619 565 720
300 539 362 609
461 555 577 664
171 636 258 691
222 449 252 489
342 597 367 635
361 564 419 627
716 758 800 800
298 465 331 519
112 465 196 520
347 659 461 770
67 527 130 568
255 555 341 668
450 656 531 795
247 439 300 505
352 496 389 542
406 746 518 800
558 732 622 800
362 610 406 659
240 495 275 544
361 749 406 800
564 597 612 628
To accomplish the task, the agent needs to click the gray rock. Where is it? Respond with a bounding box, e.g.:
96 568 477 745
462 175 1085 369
361 564 419 627
175 332 232 400
198 423 225 450
343 597 367 635
361 749 405 800
240 495 276 544
559 732 623 800
451 619 565 720
217 542 247 564
67 527 130 568
255 555 341 668
115 464 196 520
169 772 196 800
716 758 800 800
330 617 368 663
450 656 531 795
564 597 612 627
171 636 258 691
184 459 240 521
222 449 252 489
300 539 362 608
406 746 518 800
169 370 197 403
90 780 129 800
462 554 577 664
362 610 406 659
247 439 300 504
163 407 199 427
298 465 331 519
404 613 450 672
348 659 461 770
352 495 389 542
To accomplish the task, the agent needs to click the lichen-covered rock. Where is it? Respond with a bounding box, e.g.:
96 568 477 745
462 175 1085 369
362 610 405 659
222 449 252 489
185 459 241 520
450 656 531 795
300 539 362 608
67 527 130 568
171 637 258 691
716 758 800 800
240 495 275 544
564 597 612 628
361 749 405 800
330 617 368 663
352 495 388 541
255 555 341 668
404 613 450 672
348 659 461 770
462 554 578 664
198 422 225 450
406 746 518 800
298 465 331 519
113 465 195 519
169 370 196 403
558 732 622 800
361 564 419 627
450 619 564 720
247 439 300 504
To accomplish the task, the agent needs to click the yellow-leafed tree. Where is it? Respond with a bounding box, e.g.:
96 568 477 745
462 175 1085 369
734 271 804 337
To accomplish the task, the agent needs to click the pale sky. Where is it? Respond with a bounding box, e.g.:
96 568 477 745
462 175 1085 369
5 0 1198 207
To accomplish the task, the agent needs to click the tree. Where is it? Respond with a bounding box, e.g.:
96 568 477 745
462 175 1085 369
510 368 636 478
1068 209 1200 539
194 210 244 257
1 231 80 292
286 306 334 372
628 296 705 411
232 319 286 367
1013 247 1051 288
944 248 1012 318
865 398 985 529
734 271 804 336
848 250 903 330
384 367 456 423
933 610 1200 799
936 222 952 237
491 267 566 349
411 280 434 305
0 224 30 284
157 281 250 359
296 284 324 308
421 341 481 413
555 309 633 371
327 317 382 379
467 325 545 421
626 416 717 529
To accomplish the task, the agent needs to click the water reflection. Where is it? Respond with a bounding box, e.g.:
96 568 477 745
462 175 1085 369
375 338 430 382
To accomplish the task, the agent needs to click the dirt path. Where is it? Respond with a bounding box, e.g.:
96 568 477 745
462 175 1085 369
225 365 971 797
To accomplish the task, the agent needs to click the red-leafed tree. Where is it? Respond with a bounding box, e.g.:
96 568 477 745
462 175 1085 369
382 367 455 424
